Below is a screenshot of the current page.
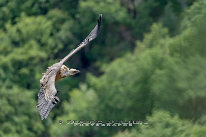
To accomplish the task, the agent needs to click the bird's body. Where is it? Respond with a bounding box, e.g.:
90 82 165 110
36 14 102 120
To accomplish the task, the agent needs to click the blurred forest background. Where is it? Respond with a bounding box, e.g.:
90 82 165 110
1 0 206 136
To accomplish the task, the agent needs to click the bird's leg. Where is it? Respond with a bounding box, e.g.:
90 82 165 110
52 91 60 104
54 96 60 102
52 99 57 105
52 96 60 104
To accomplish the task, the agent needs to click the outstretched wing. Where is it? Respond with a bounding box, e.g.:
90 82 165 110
37 62 62 120
60 14 102 64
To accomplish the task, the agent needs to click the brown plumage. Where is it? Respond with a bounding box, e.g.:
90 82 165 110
55 65 80 82
36 14 102 120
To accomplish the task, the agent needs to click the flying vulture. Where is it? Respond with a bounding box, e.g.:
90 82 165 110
36 14 102 120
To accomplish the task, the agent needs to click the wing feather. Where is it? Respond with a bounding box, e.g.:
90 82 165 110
60 14 102 64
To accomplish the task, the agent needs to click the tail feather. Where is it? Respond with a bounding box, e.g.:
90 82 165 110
37 88 57 120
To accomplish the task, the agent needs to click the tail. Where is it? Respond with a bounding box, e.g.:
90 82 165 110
36 88 57 120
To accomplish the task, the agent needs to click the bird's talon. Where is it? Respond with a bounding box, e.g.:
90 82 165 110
52 101 57 104
54 96 60 102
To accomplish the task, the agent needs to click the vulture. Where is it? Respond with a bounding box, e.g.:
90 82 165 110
36 14 102 120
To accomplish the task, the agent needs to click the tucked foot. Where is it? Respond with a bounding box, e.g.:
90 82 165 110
54 96 60 102
52 100 57 105
52 96 60 104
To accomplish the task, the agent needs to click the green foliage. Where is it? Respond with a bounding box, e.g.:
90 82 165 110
181 0 206 30
50 84 99 137
0 15 60 88
151 55 206 119
160 3 180 35
87 23 169 122
113 110 192 137
190 126 206 137
79 0 129 23
0 85 44 137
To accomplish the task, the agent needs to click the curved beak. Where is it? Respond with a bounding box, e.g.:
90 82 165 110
69 68 80 75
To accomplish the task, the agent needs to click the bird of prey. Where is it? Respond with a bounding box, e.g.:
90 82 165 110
36 14 102 120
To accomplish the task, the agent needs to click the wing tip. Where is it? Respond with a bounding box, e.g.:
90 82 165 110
98 14 102 26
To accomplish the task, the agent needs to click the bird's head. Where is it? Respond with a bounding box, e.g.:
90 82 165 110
60 65 80 77
68 68 80 76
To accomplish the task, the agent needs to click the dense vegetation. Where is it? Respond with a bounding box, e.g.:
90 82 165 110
1 0 206 137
